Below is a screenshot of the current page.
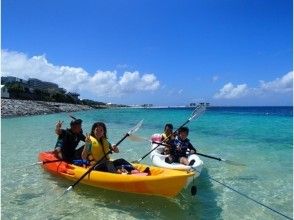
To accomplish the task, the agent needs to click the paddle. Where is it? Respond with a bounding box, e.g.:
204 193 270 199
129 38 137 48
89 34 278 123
132 104 206 163
33 158 92 166
31 159 62 166
194 152 246 167
21 114 81 169
68 114 77 120
62 119 143 195
150 141 246 167
128 134 245 167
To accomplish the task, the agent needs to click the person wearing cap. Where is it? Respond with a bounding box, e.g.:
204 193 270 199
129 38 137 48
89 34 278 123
165 126 197 166
54 118 86 162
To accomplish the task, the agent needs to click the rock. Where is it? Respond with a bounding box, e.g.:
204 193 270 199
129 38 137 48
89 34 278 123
1 99 94 117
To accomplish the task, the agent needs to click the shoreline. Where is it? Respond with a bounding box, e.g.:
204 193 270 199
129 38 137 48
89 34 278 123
1 99 292 118
1 99 95 118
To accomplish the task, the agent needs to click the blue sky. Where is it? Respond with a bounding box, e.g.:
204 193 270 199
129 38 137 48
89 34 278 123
2 0 293 106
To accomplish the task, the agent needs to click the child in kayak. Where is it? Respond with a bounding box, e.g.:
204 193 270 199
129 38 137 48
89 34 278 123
82 122 150 175
165 127 196 166
161 123 175 155
161 123 174 142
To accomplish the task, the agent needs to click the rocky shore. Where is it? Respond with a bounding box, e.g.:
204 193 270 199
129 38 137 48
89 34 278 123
1 99 94 117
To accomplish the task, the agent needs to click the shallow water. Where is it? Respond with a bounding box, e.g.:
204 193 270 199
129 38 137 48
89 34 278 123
1 107 293 219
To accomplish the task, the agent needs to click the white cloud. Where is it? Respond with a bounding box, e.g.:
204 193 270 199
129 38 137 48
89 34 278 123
178 89 183 95
214 71 293 99
214 83 248 99
259 71 293 93
1 50 160 97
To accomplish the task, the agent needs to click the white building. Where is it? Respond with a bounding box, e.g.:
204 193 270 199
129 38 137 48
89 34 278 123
1 76 27 84
1 85 10 98
27 78 59 90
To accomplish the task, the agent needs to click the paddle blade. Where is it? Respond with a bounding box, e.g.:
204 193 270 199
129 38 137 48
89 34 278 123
222 159 246 167
62 186 73 197
127 134 147 142
191 185 197 196
189 104 206 121
128 119 143 135
30 161 43 166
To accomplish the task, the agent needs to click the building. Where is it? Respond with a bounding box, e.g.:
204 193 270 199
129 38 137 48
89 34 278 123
199 102 210 107
27 78 59 90
2 76 62 93
1 85 10 98
141 104 153 108
189 102 210 107
67 92 80 102
1 76 27 84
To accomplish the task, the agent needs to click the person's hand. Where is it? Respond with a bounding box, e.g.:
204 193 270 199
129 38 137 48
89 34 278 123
85 133 91 143
85 133 92 150
176 145 181 151
54 147 63 159
90 160 96 166
112 145 119 153
55 120 63 135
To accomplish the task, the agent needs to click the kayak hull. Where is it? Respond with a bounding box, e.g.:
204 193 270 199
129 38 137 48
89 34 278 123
150 134 203 176
39 151 195 198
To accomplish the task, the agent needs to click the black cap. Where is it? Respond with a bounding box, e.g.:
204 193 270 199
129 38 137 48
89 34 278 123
178 127 189 134
70 119 82 126
165 123 173 130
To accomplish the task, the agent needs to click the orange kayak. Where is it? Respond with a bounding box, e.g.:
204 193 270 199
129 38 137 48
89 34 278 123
39 151 195 197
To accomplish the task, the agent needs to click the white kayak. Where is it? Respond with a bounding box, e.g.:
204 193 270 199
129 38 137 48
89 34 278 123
150 134 203 177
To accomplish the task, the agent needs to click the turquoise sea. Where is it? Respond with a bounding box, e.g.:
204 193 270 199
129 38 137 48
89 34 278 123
1 107 293 219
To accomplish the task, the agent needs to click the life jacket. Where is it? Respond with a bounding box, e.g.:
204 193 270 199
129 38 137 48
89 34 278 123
161 132 174 142
88 135 111 161
161 133 168 141
172 136 192 157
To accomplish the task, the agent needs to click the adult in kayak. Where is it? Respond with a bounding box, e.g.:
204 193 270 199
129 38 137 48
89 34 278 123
165 127 196 166
81 122 147 174
54 118 85 162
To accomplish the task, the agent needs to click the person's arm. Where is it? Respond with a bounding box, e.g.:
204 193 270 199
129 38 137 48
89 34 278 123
55 121 63 135
81 145 88 160
110 143 119 153
81 134 92 160
188 142 197 154
54 134 65 159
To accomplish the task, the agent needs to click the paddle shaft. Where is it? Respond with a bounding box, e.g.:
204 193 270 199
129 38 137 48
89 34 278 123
70 150 112 189
38 159 63 165
69 133 130 190
152 141 222 161
195 152 222 161
115 133 130 146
